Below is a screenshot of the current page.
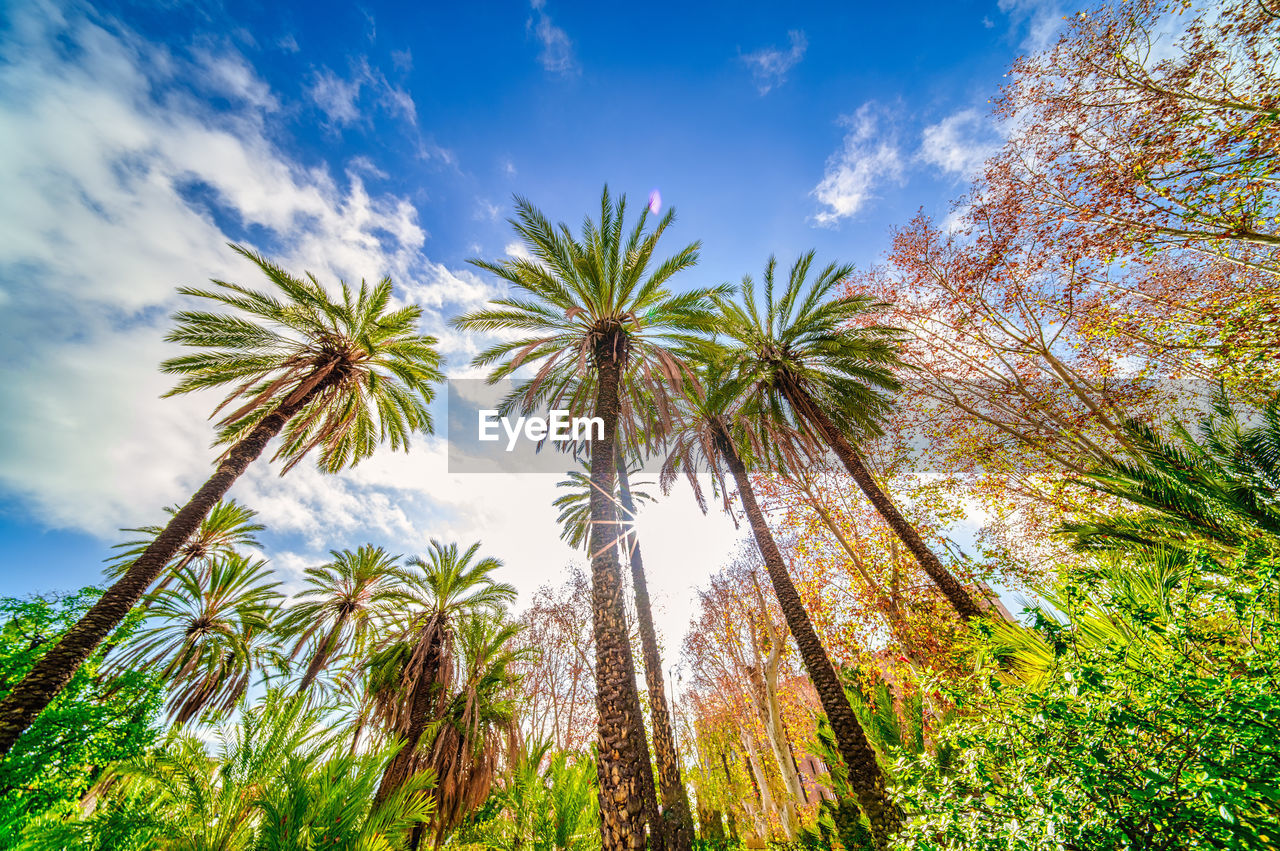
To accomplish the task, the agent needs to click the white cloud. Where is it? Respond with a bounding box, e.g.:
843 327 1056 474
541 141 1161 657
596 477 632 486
307 56 416 129
504 240 535 262
528 0 577 76
475 198 503 221
0 0 743 657
998 0 1065 51
741 30 808 95
810 102 904 226
0 2 482 536
919 108 1002 179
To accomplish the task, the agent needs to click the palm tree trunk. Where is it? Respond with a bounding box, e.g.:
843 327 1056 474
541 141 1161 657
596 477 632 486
297 611 348 694
588 344 652 851
375 621 444 807
714 424 902 850
616 444 695 851
782 383 985 622
98 549 199 663
0 390 317 756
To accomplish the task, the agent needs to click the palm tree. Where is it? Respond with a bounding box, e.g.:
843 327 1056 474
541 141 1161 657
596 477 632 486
423 611 525 849
368 539 516 840
104 498 264 592
662 361 901 849
552 461 654 551
98 498 265 660
1063 396 1280 557
554 448 693 851
280 545 408 695
89 691 437 851
714 252 985 621
111 553 283 726
453 186 722 851
0 246 443 754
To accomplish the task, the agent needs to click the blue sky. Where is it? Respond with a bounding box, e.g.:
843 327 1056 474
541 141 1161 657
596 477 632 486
0 0 1060 646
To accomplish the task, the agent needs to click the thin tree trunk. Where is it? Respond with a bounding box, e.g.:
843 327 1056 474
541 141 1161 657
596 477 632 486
297 610 349 694
744 575 813 813
616 443 695 851
783 383 985 622
715 424 902 850
743 663 801 835
0 390 318 755
588 345 651 851
796 484 929 664
739 729 783 839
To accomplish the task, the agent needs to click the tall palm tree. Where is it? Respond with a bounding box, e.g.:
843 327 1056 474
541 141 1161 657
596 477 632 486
279 545 407 695
110 553 283 726
0 246 443 754
714 252 985 621
368 539 516 837
453 187 723 851
662 361 902 849
554 448 694 851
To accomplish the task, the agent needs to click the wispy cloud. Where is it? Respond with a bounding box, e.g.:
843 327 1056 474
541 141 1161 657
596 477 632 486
810 102 903 226
307 56 416 128
741 29 808 95
919 108 1003 179
527 0 577 76
998 0 1065 51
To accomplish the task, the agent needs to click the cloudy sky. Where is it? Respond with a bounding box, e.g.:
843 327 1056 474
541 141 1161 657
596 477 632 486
0 0 1060 655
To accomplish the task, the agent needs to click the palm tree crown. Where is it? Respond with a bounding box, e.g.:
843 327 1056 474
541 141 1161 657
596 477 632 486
1065 397 1280 556
112 553 283 725
453 187 723 410
280 544 409 694
164 244 444 473
104 499 264 584
713 251 901 442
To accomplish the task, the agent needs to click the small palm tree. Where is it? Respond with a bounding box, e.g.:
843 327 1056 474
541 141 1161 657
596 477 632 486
280 545 408 695
662 360 901 849
368 540 516 838
0 247 443 754
553 458 655 550
454 186 723 851
714 253 984 621
98 498 265 661
104 499 264 592
111 553 283 726
423 611 525 849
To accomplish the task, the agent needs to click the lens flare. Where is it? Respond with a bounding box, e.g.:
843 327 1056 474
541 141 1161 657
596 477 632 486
648 189 662 215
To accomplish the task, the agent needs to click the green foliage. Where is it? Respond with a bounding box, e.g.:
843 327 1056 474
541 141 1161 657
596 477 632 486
20 690 433 850
162 244 444 473
0 590 162 842
454 738 600 851
891 401 1280 850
